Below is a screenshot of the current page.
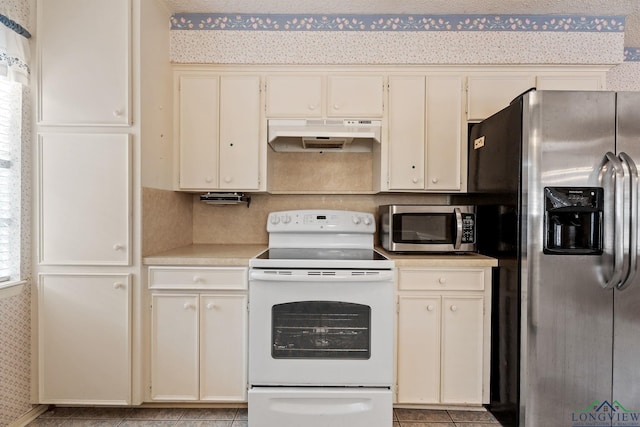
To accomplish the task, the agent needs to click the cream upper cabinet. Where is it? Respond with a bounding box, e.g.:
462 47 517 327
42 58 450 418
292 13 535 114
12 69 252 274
265 75 323 117
327 75 384 117
396 267 491 405
178 75 219 189
176 73 262 191
38 274 131 404
388 75 425 190
37 0 130 126
536 74 604 91
38 133 131 265
265 74 383 118
219 75 262 190
467 75 535 121
425 76 464 191
387 75 463 192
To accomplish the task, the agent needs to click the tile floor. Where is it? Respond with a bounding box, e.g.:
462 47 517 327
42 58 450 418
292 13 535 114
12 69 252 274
27 406 503 427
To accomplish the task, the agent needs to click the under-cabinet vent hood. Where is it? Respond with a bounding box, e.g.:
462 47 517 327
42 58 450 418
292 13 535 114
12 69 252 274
267 119 382 152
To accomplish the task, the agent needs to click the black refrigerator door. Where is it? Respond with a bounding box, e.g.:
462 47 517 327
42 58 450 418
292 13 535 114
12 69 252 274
468 98 523 195
468 97 524 427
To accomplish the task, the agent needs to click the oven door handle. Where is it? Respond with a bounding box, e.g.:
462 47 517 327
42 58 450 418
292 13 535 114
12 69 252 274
249 269 395 282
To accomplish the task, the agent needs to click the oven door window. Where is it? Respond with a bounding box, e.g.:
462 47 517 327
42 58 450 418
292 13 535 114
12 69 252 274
272 301 371 360
393 213 453 244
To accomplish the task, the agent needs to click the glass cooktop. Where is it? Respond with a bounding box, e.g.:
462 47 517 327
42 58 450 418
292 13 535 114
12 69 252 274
255 248 388 261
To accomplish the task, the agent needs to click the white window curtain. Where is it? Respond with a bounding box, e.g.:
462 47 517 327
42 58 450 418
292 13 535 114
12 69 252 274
0 78 21 282
0 13 29 283
0 13 30 85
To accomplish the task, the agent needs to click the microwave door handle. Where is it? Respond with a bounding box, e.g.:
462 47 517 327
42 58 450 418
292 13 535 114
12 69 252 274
454 208 463 249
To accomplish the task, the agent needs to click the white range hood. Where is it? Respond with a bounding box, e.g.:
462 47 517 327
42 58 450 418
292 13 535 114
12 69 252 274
267 119 382 152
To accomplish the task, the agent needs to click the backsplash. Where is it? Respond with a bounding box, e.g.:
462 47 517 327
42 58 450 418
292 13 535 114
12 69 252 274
192 193 449 245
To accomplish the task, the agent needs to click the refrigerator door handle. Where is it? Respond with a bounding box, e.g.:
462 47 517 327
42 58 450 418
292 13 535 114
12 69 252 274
453 207 463 249
599 152 626 289
617 152 638 290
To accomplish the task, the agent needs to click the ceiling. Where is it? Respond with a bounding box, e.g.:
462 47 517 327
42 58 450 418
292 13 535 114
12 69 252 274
163 0 640 47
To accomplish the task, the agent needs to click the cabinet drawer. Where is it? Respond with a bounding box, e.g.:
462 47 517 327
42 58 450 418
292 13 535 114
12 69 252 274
398 268 484 291
149 267 247 290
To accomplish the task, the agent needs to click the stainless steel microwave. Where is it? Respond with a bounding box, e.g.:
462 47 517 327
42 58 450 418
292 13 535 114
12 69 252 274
378 205 477 253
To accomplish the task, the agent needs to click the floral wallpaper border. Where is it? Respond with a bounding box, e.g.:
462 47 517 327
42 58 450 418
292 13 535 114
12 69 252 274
170 13 625 33
625 47 640 61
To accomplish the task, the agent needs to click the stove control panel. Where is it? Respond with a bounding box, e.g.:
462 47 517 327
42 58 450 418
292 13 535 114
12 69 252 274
267 210 376 233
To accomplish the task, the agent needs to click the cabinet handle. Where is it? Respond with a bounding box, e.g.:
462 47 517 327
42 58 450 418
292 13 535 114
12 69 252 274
112 109 124 117
450 305 458 312
308 104 316 111
183 303 196 310
113 282 125 289
333 104 340 110
223 176 232 183
412 177 419 184
426 304 435 312
192 275 203 283
205 176 213 183
432 177 439 184
206 302 216 310
113 244 124 251
438 277 446 284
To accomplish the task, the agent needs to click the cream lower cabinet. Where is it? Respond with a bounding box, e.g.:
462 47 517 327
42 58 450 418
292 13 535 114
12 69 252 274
38 274 131 404
396 268 491 405
149 267 248 402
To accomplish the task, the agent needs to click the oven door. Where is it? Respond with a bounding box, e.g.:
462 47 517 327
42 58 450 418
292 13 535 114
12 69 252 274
248 269 394 386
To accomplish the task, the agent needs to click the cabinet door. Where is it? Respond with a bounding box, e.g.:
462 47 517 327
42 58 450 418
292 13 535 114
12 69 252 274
397 296 441 404
178 75 219 189
219 76 261 190
536 75 604 91
39 133 131 265
151 294 199 401
37 0 130 125
426 76 463 191
38 274 131 404
327 75 384 117
200 294 248 401
265 75 323 117
388 75 425 190
467 75 535 121
441 296 484 404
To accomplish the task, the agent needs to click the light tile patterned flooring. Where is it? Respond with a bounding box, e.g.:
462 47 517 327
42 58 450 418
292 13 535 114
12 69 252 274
27 406 503 427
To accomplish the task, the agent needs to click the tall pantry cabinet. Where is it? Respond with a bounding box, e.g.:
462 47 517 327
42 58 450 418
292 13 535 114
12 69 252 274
33 0 172 405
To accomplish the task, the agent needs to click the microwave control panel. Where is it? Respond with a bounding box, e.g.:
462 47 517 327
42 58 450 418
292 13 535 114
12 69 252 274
461 213 476 243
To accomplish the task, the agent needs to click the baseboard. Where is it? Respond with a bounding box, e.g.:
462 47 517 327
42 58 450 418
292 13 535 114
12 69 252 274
8 405 49 427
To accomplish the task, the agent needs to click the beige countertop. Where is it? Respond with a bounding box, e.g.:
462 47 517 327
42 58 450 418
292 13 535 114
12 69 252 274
378 249 498 268
144 244 498 268
143 244 267 266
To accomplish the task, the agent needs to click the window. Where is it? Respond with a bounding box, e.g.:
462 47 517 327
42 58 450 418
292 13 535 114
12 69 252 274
0 77 21 283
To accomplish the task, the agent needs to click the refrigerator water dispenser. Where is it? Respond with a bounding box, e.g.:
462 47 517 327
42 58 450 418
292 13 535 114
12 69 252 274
544 187 603 255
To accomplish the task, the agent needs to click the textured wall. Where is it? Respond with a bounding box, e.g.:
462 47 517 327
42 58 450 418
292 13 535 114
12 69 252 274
169 13 627 65
1 1 33 425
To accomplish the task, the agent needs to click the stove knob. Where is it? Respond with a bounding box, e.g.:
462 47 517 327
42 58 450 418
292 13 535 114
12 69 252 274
363 216 372 226
282 214 292 224
270 215 280 225
352 216 361 225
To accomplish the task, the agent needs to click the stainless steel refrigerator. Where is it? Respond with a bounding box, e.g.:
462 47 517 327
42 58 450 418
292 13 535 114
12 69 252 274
466 90 640 427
